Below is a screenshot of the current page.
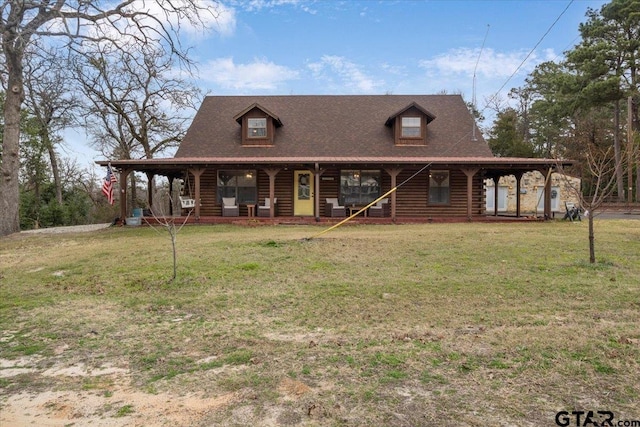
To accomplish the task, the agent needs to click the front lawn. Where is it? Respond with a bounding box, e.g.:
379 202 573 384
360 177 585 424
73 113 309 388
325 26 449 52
1 220 638 426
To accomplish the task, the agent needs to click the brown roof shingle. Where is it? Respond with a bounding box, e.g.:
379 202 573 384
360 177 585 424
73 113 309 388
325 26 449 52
175 95 493 160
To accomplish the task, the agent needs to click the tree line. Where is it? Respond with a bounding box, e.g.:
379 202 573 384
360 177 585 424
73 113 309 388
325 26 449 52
486 0 639 203
1 0 638 236
0 1 216 235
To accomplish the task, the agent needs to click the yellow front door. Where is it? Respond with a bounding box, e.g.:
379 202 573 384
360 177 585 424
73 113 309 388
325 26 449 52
294 171 314 216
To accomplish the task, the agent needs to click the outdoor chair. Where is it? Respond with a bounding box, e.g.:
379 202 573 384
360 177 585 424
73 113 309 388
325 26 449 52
563 202 581 221
222 197 239 217
368 198 390 217
257 197 278 217
325 198 346 217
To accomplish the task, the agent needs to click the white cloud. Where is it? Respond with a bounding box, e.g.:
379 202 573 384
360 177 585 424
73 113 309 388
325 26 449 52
232 0 317 14
139 0 235 39
200 57 299 90
419 47 557 80
307 55 382 93
48 1 231 49
208 3 237 38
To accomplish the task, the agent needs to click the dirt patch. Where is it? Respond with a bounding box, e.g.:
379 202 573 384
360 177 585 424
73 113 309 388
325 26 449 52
0 362 238 427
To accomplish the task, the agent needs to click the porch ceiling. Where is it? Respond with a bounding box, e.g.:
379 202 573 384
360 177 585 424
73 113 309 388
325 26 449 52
96 156 574 175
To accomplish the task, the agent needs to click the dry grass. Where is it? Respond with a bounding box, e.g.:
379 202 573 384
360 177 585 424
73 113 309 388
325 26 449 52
1 220 639 426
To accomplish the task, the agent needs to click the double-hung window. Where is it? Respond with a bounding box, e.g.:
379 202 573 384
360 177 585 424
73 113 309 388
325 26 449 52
401 117 421 138
247 118 267 138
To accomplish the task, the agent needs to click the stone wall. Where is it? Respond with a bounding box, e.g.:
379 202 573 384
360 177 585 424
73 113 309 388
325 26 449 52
485 171 581 215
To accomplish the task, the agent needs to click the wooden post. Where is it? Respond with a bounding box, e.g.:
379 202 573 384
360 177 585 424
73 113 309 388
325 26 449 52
191 167 205 221
385 167 403 221
119 168 132 221
313 163 325 221
168 176 175 216
493 177 499 216
146 172 154 212
263 168 281 217
462 168 479 220
544 168 552 220
514 172 523 218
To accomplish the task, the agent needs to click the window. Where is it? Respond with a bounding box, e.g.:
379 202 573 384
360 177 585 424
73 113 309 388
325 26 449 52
340 170 381 205
429 170 450 205
217 170 257 204
248 118 267 138
401 117 421 137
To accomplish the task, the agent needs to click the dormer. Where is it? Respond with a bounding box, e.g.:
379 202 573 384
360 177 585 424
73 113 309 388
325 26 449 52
385 102 436 146
234 103 283 146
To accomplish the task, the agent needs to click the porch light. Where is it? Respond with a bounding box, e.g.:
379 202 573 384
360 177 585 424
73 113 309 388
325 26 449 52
246 172 253 179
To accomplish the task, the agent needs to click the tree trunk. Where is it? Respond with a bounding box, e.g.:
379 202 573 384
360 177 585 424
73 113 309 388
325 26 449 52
171 224 177 281
0 46 25 236
614 100 625 202
588 211 595 264
44 131 63 205
637 157 640 203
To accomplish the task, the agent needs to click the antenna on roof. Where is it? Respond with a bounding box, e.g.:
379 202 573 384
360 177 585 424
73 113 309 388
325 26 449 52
472 24 490 141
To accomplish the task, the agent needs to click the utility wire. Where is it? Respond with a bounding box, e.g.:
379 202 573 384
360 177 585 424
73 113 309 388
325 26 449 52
482 0 575 113
307 1 576 240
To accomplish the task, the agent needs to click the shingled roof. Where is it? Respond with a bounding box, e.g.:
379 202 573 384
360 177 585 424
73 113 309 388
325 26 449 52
175 95 493 160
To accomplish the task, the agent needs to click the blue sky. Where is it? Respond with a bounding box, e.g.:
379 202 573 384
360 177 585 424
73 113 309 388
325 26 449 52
71 0 609 167
192 0 607 106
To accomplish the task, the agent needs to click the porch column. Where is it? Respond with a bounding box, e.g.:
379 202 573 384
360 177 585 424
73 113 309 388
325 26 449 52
543 168 552 220
385 167 403 221
462 168 480 220
119 168 133 221
146 172 154 211
314 163 325 221
514 172 523 218
492 176 499 216
168 176 175 216
263 168 281 218
191 167 205 221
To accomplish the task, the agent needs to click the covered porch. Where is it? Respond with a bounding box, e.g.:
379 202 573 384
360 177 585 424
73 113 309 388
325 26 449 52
97 157 574 224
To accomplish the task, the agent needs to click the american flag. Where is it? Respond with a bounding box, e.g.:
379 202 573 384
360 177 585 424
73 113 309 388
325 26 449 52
102 164 118 205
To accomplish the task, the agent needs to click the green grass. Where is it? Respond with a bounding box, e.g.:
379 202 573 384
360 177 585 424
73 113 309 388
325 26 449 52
1 220 639 425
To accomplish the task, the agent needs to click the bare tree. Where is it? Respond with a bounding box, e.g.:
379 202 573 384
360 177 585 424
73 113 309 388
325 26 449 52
0 0 218 236
145 193 191 282
72 44 201 206
23 44 76 205
558 143 632 264
75 45 200 158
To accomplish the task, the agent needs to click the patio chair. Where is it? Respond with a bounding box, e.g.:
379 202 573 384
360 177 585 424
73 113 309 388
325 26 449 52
325 198 346 217
222 197 239 217
368 198 390 217
257 197 277 217
563 202 581 221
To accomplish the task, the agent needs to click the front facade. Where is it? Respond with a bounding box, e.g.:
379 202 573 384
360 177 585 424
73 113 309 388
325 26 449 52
98 95 573 222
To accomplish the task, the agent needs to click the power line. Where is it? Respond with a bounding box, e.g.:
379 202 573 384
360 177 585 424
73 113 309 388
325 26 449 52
482 0 575 113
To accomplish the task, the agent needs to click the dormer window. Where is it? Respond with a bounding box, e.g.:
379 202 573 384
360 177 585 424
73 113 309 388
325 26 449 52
385 102 436 146
401 117 421 138
248 118 267 138
234 103 283 146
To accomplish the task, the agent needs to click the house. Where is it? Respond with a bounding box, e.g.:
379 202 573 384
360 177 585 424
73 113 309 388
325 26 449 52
97 95 573 222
